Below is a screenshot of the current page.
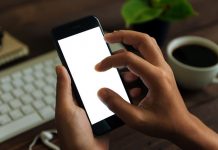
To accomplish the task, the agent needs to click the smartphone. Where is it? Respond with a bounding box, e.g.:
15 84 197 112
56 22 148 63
52 16 131 135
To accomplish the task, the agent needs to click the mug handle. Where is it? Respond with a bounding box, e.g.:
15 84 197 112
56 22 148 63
212 73 218 83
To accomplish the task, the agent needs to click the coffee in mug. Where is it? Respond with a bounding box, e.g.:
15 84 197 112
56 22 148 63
166 36 218 89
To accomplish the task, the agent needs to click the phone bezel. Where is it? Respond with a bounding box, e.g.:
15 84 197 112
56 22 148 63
52 16 131 135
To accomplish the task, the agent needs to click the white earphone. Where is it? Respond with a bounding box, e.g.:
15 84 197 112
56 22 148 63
29 129 60 150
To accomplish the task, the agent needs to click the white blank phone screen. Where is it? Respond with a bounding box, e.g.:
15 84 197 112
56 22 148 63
58 27 130 124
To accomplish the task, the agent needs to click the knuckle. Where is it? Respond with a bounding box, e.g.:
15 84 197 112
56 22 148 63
141 33 151 41
123 51 134 59
138 34 148 42
158 69 168 78
155 69 173 89
150 37 157 42
137 34 154 46
143 33 150 38
132 112 146 128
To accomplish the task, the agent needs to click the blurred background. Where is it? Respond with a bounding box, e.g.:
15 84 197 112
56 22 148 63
0 0 217 63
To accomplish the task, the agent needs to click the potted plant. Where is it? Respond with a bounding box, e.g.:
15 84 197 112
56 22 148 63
121 0 196 46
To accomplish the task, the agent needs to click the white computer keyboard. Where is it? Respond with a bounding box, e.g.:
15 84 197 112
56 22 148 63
0 51 60 142
0 43 124 143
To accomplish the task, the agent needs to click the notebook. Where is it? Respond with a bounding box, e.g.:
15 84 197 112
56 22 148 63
0 32 29 66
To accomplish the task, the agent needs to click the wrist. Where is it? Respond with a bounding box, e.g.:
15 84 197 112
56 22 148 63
169 113 218 150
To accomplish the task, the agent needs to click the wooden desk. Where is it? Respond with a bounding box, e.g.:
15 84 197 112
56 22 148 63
0 0 218 149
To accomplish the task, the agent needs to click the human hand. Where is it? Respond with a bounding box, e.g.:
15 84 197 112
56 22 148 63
96 30 188 137
55 66 108 150
96 30 218 150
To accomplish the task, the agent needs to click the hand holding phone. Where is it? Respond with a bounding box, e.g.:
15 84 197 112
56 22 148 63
52 16 131 135
55 65 109 150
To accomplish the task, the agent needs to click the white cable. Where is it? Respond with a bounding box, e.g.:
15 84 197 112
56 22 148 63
29 135 40 150
43 140 60 150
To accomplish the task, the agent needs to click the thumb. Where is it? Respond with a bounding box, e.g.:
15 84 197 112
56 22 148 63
98 88 144 128
56 65 75 111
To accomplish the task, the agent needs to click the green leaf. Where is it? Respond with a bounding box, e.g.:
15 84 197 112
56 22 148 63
159 0 197 21
121 0 197 25
121 0 163 26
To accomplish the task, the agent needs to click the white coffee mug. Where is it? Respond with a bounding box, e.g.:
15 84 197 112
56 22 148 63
166 36 218 89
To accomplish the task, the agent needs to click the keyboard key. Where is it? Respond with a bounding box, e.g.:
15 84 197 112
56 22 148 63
33 100 45 110
12 71 22 79
0 104 11 114
23 84 35 92
43 86 54 95
44 60 53 66
34 80 45 88
0 114 11 125
44 95 55 105
39 106 54 120
32 90 44 99
45 68 54 75
12 88 24 97
1 83 13 92
51 102 56 109
1 76 11 83
46 76 56 85
21 105 34 115
34 64 44 70
24 75 34 83
23 68 33 75
1 93 13 102
9 110 23 120
54 57 61 64
9 100 22 109
12 79 24 88
35 72 44 79
21 94 34 104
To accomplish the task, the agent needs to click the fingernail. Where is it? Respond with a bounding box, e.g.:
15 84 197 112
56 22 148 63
98 88 110 104
56 65 62 76
105 30 118 38
95 62 101 71
104 33 112 40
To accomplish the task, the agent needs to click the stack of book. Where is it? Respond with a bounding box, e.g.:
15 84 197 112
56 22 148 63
0 32 29 66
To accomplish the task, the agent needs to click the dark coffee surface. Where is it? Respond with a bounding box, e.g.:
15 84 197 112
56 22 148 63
172 44 218 67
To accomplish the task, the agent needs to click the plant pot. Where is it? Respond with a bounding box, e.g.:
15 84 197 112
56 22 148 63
131 19 170 47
